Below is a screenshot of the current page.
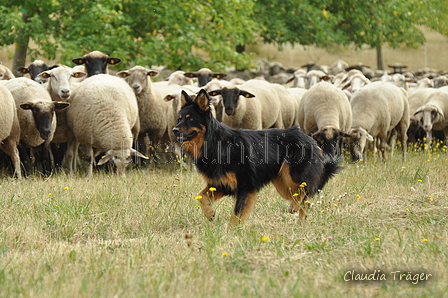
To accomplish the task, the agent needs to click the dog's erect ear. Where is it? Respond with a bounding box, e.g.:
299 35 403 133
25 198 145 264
180 90 193 107
195 89 211 112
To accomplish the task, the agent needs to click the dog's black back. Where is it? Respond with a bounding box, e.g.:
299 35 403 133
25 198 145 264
173 89 341 224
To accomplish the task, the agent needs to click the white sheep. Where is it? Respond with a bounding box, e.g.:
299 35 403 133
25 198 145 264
345 82 410 161
407 88 438 143
3 78 70 175
340 70 371 93
208 79 283 130
271 83 297 128
66 74 147 176
184 68 227 87
305 70 331 89
116 66 181 160
287 87 307 126
413 89 448 148
72 51 121 77
286 69 307 89
297 82 352 156
0 62 15 80
0 84 22 178
36 66 87 168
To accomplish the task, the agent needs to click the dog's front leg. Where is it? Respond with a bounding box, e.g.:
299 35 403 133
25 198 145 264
197 186 224 221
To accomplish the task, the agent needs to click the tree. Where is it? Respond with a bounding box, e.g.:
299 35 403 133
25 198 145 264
253 0 448 70
0 0 261 71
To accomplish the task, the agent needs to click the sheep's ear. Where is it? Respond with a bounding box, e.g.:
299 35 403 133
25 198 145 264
180 90 193 107
212 73 227 79
37 71 51 80
195 89 211 112
147 70 158 77
20 102 34 110
107 57 121 65
53 102 70 110
97 153 113 166
164 94 175 102
72 58 85 65
338 131 352 138
239 90 255 98
48 65 59 70
413 107 424 116
116 71 129 78
184 72 198 78
312 132 324 144
131 149 149 159
285 75 295 84
15 67 30 75
208 90 222 97
72 71 87 79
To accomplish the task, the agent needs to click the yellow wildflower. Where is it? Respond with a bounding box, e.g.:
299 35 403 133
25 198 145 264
374 238 380 241
429 198 434 201
195 195 202 200
209 187 216 192
417 179 423 182
261 236 269 242
305 201 310 204
422 238 428 242
222 252 229 256
292 193 299 197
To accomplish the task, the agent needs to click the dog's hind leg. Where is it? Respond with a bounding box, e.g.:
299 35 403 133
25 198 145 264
197 186 225 221
230 190 258 226
272 164 308 220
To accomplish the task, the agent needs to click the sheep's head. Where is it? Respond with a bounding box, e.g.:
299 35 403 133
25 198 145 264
98 148 148 176
312 126 351 157
72 51 121 77
344 127 373 162
208 87 254 116
37 67 86 100
414 104 445 132
116 66 158 94
15 60 58 82
20 101 70 140
184 68 227 87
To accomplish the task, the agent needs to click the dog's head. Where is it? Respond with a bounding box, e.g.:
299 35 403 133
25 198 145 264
172 89 212 145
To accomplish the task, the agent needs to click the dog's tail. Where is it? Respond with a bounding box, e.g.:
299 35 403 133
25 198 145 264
318 155 342 190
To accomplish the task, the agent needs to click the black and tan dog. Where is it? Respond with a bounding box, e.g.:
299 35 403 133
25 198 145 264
173 89 341 225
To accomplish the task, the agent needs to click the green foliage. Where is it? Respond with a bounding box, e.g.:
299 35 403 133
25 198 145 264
0 0 260 70
0 0 448 70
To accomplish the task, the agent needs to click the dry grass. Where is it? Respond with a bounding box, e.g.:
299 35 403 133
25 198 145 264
0 146 447 298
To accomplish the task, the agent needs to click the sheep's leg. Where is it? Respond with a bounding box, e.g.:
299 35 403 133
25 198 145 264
0 138 22 179
197 186 225 221
87 146 94 177
425 131 432 152
230 190 258 226
18 142 31 177
378 136 388 160
398 122 408 162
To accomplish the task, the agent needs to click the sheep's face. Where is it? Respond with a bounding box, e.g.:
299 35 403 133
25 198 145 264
38 68 86 100
184 68 227 87
418 109 443 132
116 67 158 95
312 126 347 157
208 87 254 116
72 51 121 77
15 60 57 82
20 101 70 140
344 128 373 162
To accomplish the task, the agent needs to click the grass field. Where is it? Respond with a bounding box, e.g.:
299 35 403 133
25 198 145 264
0 145 447 298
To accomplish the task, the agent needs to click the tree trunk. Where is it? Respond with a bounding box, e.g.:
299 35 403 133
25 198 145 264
12 12 31 75
376 44 383 70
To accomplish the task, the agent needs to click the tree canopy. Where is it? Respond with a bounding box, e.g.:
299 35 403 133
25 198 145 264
0 0 447 71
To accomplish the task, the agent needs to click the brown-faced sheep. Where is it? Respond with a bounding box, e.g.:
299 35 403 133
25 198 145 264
15 60 57 83
184 68 227 87
66 74 147 176
72 51 121 77
37 66 87 168
0 84 21 178
208 79 283 130
407 88 438 143
3 78 70 175
345 82 410 161
297 82 352 157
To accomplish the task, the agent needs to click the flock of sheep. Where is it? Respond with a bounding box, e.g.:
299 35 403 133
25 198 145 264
0 52 447 178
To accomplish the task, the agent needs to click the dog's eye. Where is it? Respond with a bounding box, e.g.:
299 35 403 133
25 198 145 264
189 118 194 121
